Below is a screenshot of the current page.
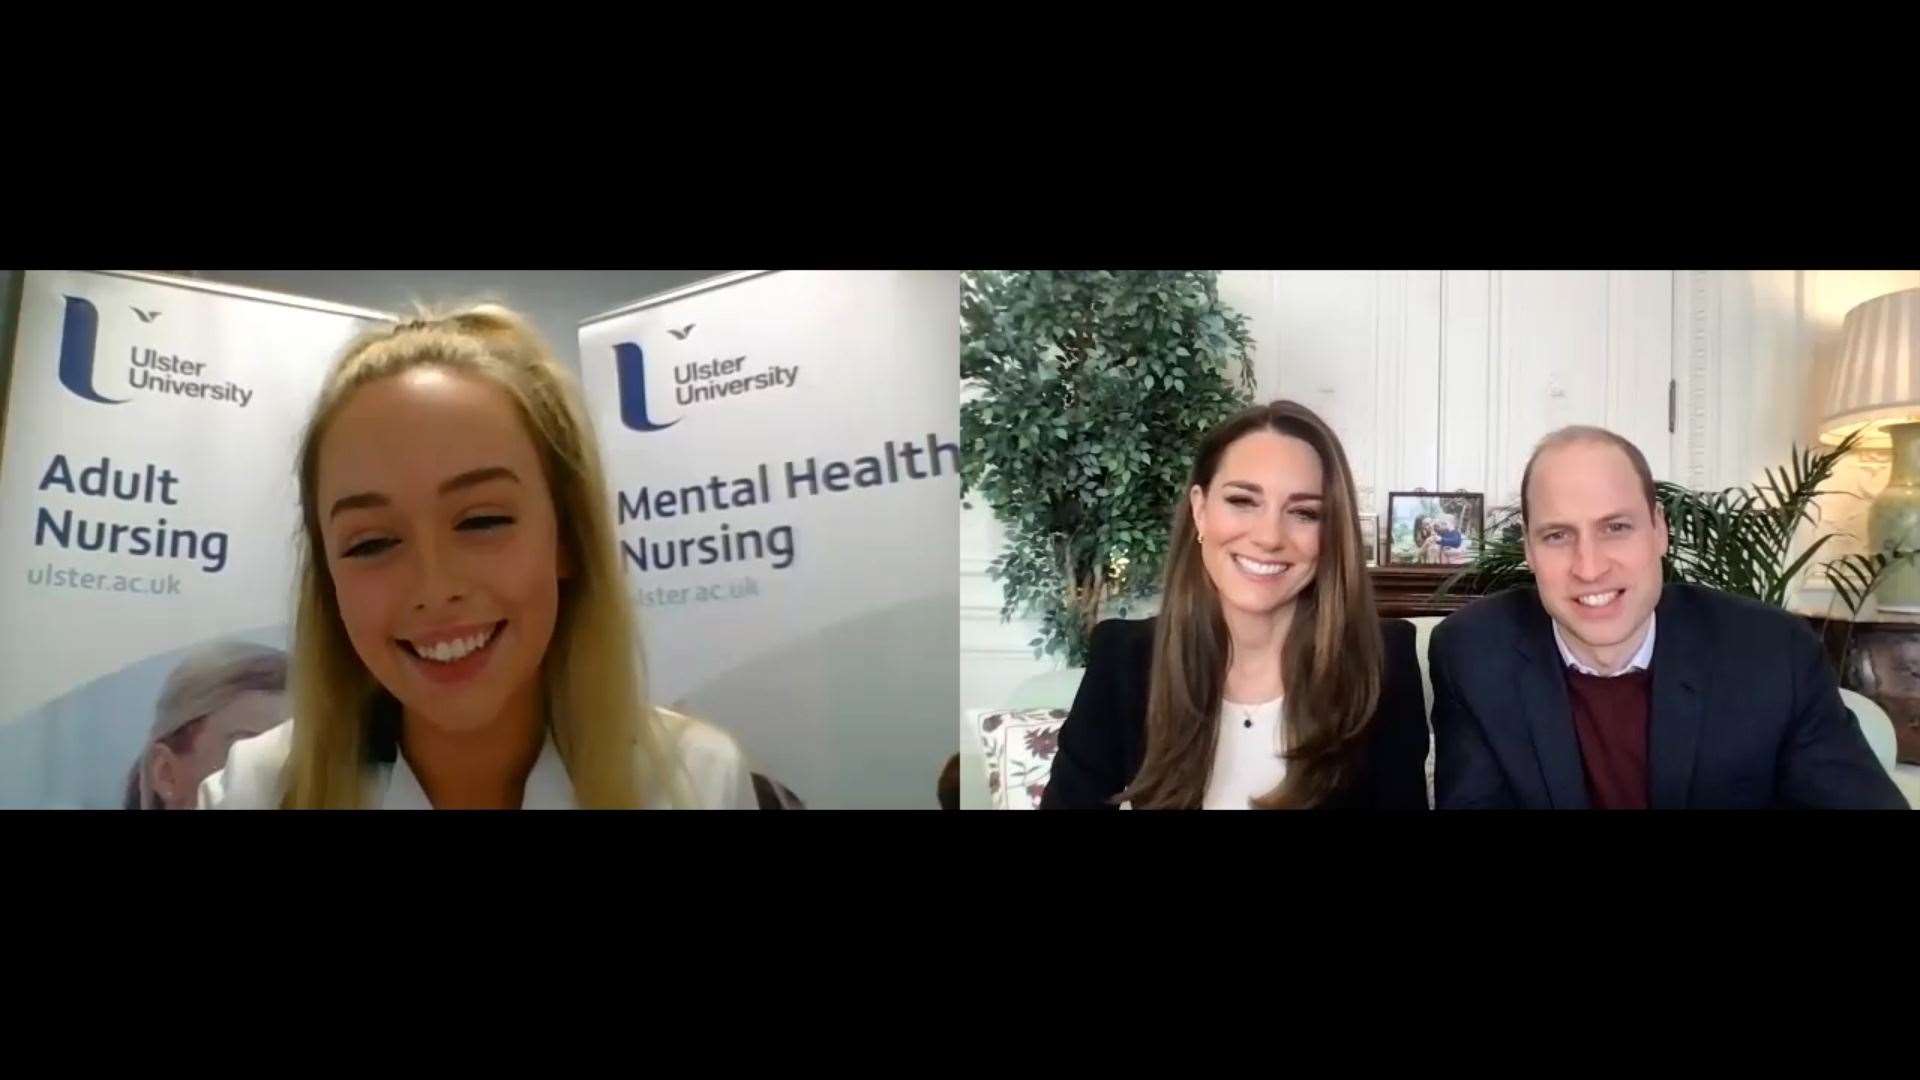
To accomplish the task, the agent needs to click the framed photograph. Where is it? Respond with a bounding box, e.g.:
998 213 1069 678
1357 513 1379 567
1385 491 1485 566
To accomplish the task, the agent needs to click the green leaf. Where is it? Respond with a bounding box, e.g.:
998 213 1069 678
959 270 1255 663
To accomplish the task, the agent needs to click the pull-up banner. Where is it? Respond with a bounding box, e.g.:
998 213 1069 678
0 271 389 807
580 271 960 809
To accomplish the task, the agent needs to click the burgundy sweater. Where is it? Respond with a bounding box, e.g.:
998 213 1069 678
1563 666 1653 810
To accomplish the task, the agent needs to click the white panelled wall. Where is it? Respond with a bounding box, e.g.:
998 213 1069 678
960 270 1920 755
1680 270 1920 615
1220 270 1678 514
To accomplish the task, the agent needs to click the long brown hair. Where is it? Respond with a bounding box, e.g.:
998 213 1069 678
1119 400 1382 809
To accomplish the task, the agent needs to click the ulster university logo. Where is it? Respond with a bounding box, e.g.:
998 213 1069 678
54 293 255 409
57 296 126 405
613 323 800 433
613 342 679 432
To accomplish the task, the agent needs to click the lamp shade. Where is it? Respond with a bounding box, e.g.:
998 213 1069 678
1819 287 1920 447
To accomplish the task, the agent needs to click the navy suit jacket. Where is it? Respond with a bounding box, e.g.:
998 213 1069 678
1041 616 1430 810
1430 583 1906 809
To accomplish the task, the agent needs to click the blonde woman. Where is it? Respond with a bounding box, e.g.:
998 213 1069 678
198 305 754 809
124 640 287 809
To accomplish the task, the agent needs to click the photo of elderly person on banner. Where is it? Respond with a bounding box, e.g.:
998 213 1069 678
124 641 289 809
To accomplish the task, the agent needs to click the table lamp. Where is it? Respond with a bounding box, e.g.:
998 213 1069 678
1820 288 1920 611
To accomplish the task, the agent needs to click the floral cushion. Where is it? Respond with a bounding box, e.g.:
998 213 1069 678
974 708 1067 810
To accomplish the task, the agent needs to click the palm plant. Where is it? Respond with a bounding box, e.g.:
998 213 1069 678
1440 430 1918 619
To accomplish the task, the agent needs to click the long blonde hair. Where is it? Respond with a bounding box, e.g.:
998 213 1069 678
1119 400 1383 809
280 304 679 808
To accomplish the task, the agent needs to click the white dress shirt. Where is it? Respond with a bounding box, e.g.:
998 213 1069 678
197 707 756 809
1553 614 1657 677
1202 696 1287 809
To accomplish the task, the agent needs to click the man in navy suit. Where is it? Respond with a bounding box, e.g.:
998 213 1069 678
1431 426 1905 809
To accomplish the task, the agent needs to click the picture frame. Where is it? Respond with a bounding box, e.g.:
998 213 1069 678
1385 490 1485 567
1357 513 1380 567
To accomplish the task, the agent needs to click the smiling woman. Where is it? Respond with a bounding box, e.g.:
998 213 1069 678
1040 400 1432 810
196 304 755 810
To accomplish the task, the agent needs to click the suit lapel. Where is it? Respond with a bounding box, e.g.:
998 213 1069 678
1648 587 1709 809
1514 602 1590 810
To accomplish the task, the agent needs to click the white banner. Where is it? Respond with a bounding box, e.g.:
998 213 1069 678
0 271 389 807
580 271 959 809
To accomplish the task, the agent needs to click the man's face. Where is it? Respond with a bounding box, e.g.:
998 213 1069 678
1523 439 1668 672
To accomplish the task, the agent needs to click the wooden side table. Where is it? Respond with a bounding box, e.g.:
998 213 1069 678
1805 616 1920 766
1370 565 1486 619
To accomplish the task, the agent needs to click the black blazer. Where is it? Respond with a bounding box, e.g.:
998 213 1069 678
1429 582 1907 809
1040 616 1431 809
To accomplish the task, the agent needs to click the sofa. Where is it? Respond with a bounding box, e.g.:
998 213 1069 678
965 616 1914 809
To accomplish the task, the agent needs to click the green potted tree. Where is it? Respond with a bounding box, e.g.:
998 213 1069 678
960 270 1255 664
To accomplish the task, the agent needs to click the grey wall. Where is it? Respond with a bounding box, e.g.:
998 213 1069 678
191 270 723 374
0 270 18 353
0 270 21 460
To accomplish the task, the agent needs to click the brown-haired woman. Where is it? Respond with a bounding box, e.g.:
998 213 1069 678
1041 400 1429 809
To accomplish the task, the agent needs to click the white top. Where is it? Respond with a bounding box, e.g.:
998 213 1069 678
1553 613 1657 677
196 707 756 809
1202 696 1287 809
